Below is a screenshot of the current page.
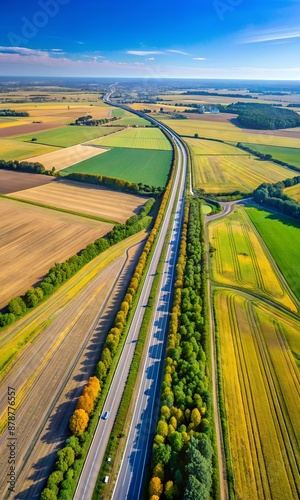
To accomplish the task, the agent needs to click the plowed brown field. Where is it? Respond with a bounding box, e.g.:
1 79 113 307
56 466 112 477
0 170 55 194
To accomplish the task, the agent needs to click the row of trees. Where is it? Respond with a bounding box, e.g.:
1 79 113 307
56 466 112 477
253 176 300 219
236 143 300 174
0 108 29 116
149 198 213 500
221 102 300 130
69 115 119 126
0 158 45 174
40 139 177 500
182 91 255 99
0 199 155 328
64 171 164 196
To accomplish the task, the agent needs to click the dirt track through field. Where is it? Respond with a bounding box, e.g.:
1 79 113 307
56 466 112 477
0 233 145 499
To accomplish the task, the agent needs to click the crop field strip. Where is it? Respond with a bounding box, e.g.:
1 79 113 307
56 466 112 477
0 170 55 195
244 144 300 168
246 207 300 300
285 183 300 203
14 125 124 148
89 126 172 150
9 180 148 224
23 143 109 171
0 197 112 308
191 153 295 193
215 289 300 500
62 147 172 187
162 118 300 148
0 138 59 160
209 207 296 311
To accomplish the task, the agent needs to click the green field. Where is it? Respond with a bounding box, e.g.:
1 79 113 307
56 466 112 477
62 148 172 187
114 117 150 126
246 206 300 300
0 138 58 160
244 144 300 167
89 127 172 150
15 126 121 148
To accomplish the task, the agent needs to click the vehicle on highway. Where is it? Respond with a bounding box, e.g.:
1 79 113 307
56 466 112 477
103 475 109 484
103 411 110 420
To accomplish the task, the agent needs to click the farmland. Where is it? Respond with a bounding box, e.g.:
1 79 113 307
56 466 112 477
186 137 248 156
209 206 296 311
89 126 172 150
0 138 58 160
0 170 55 194
9 179 148 223
24 144 108 171
192 154 292 194
246 207 300 300
62 147 172 187
162 118 300 148
0 198 112 308
243 144 300 167
113 116 150 126
285 183 300 203
215 289 300 500
15 125 122 148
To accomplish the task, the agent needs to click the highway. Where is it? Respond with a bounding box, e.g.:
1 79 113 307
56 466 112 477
75 94 187 499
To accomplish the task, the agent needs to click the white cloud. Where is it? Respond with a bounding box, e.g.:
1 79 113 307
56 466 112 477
146 57 155 61
0 46 46 57
167 49 191 56
126 50 163 56
193 57 206 60
239 28 300 44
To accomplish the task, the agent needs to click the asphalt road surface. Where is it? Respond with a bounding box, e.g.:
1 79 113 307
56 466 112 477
75 100 187 499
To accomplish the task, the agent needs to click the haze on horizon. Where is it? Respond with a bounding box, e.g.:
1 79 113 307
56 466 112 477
0 0 299 80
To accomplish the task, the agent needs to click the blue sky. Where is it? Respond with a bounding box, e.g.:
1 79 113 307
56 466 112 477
0 0 299 79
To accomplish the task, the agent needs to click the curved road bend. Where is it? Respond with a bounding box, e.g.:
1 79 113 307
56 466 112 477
75 103 187 499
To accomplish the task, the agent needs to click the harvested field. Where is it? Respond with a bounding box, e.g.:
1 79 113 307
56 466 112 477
15 125 117 148
215 289 300 500
285 184 300 203
0 198 112 308
0 231 146 498
62 147 172 187
89 126 172 150
246 207 300 301
113 116 150 126
9 179 148 223
209 206 296 311
0 138 58 161
162 119 300 148
192 154 292 193
0 170 55 194
24 144 108 171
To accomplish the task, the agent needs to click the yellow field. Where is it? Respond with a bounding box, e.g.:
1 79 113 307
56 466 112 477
285 184 300 203
9 180 147 223
89 126 172 150
215 289 300 500
162 118 300 148
185 137 248 155
209 207 296 311
0 198 112 308
193 154 292 193
0 138 59 160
